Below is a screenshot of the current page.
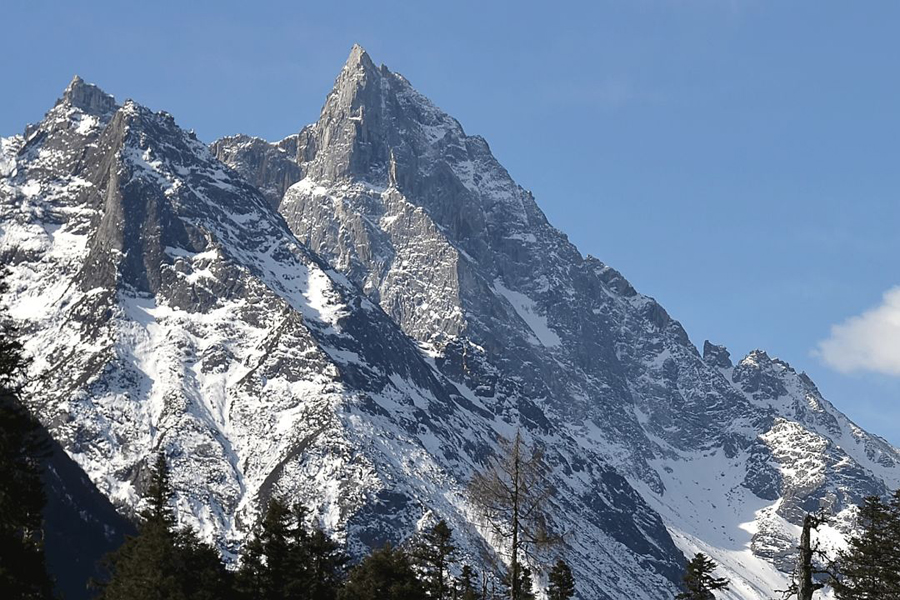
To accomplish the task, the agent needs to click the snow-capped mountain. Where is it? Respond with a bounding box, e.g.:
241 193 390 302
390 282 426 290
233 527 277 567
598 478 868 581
3 74 684 599
212 45 900 598
2 46 898 599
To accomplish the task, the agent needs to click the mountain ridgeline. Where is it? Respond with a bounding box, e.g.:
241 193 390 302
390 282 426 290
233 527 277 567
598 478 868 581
2 46 899 599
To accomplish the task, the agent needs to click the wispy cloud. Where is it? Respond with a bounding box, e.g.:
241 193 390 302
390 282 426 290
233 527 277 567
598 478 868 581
816 286 900 376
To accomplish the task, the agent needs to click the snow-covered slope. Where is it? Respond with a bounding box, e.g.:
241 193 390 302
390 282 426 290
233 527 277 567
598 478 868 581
213 45 900 598
4 47 898 600
2 76 689 599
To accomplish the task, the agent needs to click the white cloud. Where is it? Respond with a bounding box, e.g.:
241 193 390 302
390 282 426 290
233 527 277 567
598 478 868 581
817 286 900 376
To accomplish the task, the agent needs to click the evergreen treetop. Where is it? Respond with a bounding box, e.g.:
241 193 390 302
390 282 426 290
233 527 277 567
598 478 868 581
339 542 426 600
548 559 576 600
676 553 729 600
97 453 232 600
412 519 457 600
830 495 900 600
456 565 479 600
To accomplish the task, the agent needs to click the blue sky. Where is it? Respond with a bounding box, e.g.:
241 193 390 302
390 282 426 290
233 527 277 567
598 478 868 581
3 1 899 442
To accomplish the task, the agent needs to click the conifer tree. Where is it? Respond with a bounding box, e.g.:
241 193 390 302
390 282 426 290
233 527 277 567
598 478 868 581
339 542 427 600
98 452 186 600
285 501 311 598
236 521 267 599
303 527 349 600
0 270 54 598
237 497 347 600
500 564 536 600
547 559 575 600
516 567 536 600
144 452 176 527
236 497 293 600
0 272 25 386
413 519 457 599
676 553 729 600
176 527 235 600
831 495 900 599
886 491 900 590
456 565 479 600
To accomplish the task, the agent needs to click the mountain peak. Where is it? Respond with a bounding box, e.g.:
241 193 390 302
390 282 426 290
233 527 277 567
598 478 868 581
304 44 391 181
344 43 376 73
703 341 733 369
66 74 84 90
59 75 117 116
739 349 793 374
334 43 381 88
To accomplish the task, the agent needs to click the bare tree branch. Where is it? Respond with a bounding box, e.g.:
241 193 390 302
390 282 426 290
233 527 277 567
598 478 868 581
469 430 562 600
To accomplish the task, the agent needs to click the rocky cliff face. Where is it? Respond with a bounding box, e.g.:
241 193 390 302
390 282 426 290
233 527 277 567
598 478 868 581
3 74 688 599
215 45 900 598
3 46 898 600
210 134 301 208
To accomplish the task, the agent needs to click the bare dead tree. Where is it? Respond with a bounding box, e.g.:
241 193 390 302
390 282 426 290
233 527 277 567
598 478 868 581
780 512 831 600
469 429 561 600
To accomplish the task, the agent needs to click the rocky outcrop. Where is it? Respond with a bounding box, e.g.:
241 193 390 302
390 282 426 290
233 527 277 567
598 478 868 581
210 134 302 208
703 341 733 369
3 46 899 600
217 45 900 598
2 75 686 599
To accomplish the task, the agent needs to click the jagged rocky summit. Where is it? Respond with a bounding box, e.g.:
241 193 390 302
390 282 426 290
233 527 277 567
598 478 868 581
2 47 899 600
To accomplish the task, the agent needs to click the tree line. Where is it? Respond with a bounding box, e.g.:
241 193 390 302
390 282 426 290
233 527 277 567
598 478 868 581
0 262 578 599
0 265 575 600
87 451 577 600
3 263 900 600
1 396 576 600
672 491 900 600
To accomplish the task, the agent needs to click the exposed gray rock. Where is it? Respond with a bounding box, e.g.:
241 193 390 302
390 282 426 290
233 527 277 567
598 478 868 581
4 45 900 600
2 74 686 599
210 134 302 208
60 75 118 117
703 340 733 369
213 44 900 598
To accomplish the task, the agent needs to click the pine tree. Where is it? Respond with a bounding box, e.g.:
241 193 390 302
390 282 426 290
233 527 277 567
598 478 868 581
338 543 427 600
144 452 176 527
0 271 25 387
236 524 267 599
831 495 900 599
413 519 457 599
303 527 349 600
470 430 560 600
547 559 575 600
260 498 292 597
886 491 900 591
517 567 536 600
236 497 293 600
285 501 311 596
236 497 348 600
176 527 234 600
456 565 479 600
500 565 535 600
676 553 729 600
0 270 54 598
98 452 186 600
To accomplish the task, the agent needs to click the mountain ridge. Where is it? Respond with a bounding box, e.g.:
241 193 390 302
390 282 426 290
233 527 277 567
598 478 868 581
1 46 898 599
3 65 687 599
215 45 900 598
